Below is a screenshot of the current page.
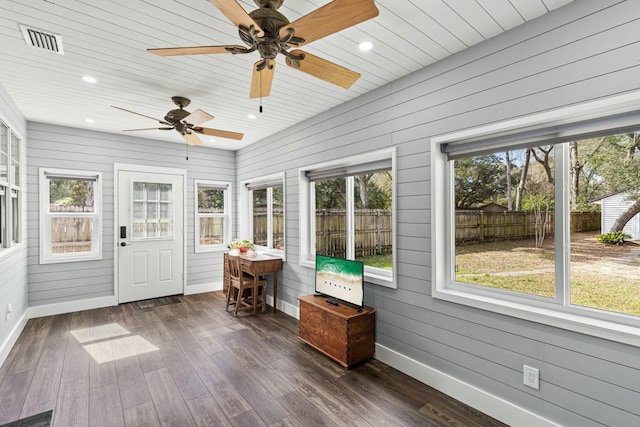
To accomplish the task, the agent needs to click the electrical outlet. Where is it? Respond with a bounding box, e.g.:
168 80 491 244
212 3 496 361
523 365 540 389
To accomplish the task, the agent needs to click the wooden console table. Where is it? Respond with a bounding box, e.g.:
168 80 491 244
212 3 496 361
224 252 283 314
298 294 375 367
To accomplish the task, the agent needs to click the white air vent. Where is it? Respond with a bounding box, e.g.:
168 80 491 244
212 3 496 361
19 24 64 55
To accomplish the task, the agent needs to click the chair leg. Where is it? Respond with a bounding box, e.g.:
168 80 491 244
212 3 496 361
261 285 266 312
225 286 232 311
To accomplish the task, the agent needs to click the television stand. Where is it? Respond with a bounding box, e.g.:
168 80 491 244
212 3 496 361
298 294 375 368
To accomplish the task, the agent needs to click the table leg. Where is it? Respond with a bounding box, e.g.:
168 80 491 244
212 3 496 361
253 275 258 316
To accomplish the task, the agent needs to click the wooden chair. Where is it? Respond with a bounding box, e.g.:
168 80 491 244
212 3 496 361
225 254 267 316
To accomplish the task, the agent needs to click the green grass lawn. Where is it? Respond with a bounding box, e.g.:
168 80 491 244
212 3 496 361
455 236 640 316
356 253 392 270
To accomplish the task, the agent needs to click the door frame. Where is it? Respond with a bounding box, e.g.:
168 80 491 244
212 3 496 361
114 163 187 303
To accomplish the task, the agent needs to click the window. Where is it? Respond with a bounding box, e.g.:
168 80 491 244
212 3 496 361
299 149 396 287
432 93 640 344
241 173 285 255
0 120 22 254
195 180 231 252
40 169 102 263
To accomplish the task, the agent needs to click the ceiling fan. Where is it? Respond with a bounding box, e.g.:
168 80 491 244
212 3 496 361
147 0 379 99
111 96 244 145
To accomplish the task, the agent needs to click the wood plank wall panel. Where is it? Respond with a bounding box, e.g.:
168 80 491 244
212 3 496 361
0 83 28 365
25 123 235 306
234 1 640 425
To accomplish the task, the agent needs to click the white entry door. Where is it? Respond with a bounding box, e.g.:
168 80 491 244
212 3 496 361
117 168 185 303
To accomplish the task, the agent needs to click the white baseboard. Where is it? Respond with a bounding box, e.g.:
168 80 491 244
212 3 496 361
0 309 30 368
267 295 299 319
184 281 223 295
374 344 559 427
29 295 118 318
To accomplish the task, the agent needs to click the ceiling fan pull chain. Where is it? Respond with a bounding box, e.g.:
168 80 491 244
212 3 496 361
260 70 264 113
185 142 189 161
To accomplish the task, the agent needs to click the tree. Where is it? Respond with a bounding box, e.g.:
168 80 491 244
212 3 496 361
505 151 513 211
515 148 531 211
531 146 554 184
454 154 506 209
608 132 640 232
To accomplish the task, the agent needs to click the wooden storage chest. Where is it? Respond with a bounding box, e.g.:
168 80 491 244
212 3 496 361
298 294 375 368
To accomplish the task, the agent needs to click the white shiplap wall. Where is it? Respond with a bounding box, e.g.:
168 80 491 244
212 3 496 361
0 83 28 367
26 123 235 306
235 0 640 425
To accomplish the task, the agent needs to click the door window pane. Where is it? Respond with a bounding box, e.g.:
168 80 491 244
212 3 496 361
133 181 172 240
0 124 7 183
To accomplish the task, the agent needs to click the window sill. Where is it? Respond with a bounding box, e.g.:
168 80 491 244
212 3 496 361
0 243 25 260
254 246 286 262
195 245 229 254
40 253 102 264
434 287 640 348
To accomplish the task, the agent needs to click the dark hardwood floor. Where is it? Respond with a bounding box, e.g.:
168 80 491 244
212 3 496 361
0 292 507 426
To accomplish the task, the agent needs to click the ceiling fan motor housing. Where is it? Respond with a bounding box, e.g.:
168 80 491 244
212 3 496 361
248 8 290 60
165 108 191 126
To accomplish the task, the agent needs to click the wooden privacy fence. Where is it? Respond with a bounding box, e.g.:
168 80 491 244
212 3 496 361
455 210 601 244
315 209 393 258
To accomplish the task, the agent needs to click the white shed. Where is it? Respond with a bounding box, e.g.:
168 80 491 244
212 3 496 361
591 192 640 240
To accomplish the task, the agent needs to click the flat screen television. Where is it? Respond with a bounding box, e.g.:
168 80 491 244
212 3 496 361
314 254 364 308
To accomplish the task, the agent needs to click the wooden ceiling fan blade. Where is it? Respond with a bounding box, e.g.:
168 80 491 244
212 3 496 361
285 50 360 89
209 0 263 36
122 127 173 132
193 127 244 141
185 109 214 126
279 0 379 47
250 60 275 99
111 106 171 125
184 132 204 146
147 45 244 56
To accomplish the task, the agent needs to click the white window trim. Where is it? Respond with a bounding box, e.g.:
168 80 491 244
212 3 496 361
239 172 286 260
194 180 232 253
39 168 103 264
431 91 640 347
0 116 24 258
299 148 397 289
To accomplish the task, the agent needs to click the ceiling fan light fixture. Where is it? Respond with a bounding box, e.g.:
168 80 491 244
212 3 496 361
359 41 373 52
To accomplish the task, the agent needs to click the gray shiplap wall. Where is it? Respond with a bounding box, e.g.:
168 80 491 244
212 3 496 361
26 123 235 306
0 83 28 364
235 1 640 425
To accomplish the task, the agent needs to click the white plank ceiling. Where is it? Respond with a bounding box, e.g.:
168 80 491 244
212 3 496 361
0 0 573 150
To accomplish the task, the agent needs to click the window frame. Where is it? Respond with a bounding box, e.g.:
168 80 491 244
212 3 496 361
0 118 23 257
194 180 232 253
240 172 285 259
39 168 103 264
299 148 397 288
431 92 640 347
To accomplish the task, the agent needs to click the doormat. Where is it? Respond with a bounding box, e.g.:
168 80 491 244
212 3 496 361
0 410 52 427
132 296 182 310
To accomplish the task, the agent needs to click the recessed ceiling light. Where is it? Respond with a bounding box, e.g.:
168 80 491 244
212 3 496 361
82 76 97 83
359 41 373 52
247 114 256 119
85 118 95 123
209 138 216 143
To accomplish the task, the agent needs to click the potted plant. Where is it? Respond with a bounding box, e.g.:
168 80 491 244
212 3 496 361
229 239 255 254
